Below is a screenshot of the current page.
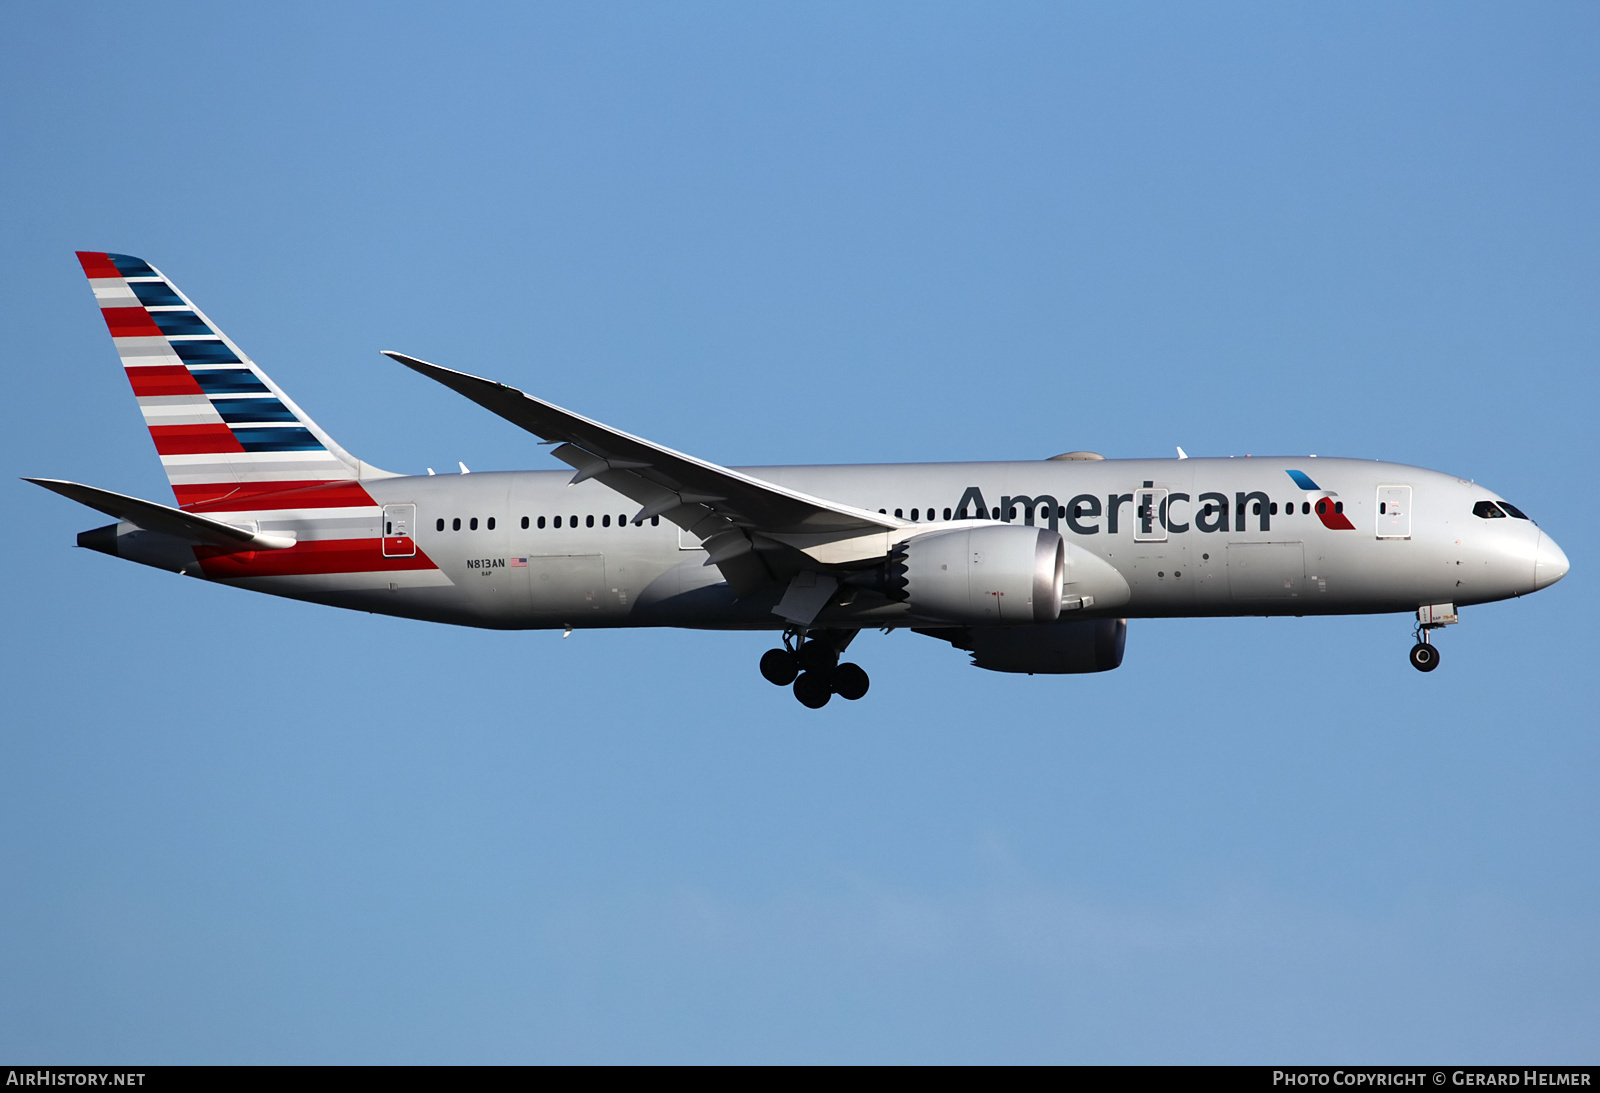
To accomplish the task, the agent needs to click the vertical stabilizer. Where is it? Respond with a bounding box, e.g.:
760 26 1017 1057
75 252 390 508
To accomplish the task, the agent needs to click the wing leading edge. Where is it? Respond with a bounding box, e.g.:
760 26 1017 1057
383 352 908 597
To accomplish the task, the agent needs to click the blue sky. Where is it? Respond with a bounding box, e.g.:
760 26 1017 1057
2 2 1596 1063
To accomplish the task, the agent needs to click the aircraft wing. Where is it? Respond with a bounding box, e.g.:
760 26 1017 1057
25 478 295 550
384 352 908 596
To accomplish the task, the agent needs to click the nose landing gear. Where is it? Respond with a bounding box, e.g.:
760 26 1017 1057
1408 639 1440 672
759 628 870 707
1409 603 1457 673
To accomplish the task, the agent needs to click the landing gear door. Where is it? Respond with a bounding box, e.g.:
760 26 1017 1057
1134 488 1168 542
1376 486 1412 540
382 503 417 557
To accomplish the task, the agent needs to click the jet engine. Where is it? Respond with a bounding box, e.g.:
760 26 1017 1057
959 618 1127 674
885 524 1064 625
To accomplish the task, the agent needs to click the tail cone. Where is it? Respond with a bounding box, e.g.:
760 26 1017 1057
76 523 119 556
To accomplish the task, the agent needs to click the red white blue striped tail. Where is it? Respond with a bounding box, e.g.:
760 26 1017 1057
75 251 386 508
73 251 442 588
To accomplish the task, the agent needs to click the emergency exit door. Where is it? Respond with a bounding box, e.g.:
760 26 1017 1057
1134 487 1168 542
382 503 417 557
1375 486 1411 540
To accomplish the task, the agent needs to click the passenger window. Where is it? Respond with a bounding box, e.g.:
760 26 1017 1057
586 515 594 528
1302 502 1310 515
651 516 660 526
1270 502 1278 515
1315 501 1326 515
487 517 496 530
452 517 461 531
895 508 904 518
570 515 577 527
521 516 529 529
910 508 919 521
553 516 561 528
537 516 546 529
1252 502 1262 515
619 514 626 525
470 517 478 531
1380 503 1386 514
603 514 611 527
436 518 445 532
1335 502 1343 514
943 508 952 520
1473 500 1507 519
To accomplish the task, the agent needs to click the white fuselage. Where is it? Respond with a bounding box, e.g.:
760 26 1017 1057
152 455 1561 632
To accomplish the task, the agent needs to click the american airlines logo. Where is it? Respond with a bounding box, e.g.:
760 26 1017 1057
955 470 1354 536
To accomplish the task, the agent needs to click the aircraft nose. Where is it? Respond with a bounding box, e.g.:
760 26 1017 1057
1534 533 1570 590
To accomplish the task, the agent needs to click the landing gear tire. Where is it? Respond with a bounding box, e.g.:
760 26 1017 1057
760 648 799 686
793 672 833 709
833 662 869 701
798 641 838 675
1409 642 1440 672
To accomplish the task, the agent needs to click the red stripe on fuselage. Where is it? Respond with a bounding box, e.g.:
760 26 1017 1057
102 306 163 337
181 479 373 512
195 538 438 579
149 423 245 455
127 365 204 397
76 251 120 279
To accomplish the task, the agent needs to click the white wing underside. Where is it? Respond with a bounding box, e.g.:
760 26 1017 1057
384 352 910 598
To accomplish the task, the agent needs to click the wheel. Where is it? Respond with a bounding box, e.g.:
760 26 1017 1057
833 662 870 701
793 672 832 708
798 642 837 675
760 648 799 686
1409 642 1440 672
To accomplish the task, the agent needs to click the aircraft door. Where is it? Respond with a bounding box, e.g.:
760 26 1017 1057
1134 488 1168 542
382 504 416 557
1228 541 1306 600
1376 486 1412 540
530 555 607 620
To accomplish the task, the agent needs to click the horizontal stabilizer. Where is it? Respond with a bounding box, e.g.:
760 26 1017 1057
25 478 295 550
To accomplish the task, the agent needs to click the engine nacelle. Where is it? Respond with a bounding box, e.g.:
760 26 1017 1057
963 618 1127 674
889 524 1064 625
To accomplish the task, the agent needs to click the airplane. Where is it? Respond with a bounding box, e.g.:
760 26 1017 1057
28 252 1570 708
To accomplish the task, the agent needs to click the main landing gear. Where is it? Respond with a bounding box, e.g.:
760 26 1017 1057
1409 603 1457 673
760 628 870 708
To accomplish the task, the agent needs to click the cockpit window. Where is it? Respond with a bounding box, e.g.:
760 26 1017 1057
1497 501 1533 521
1472 500 1505 519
